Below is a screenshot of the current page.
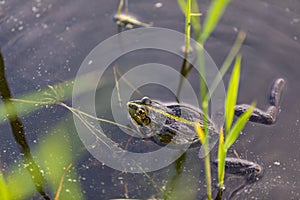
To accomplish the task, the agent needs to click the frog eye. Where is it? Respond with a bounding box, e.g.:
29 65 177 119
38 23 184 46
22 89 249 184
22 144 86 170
141 97 152 105
136 108 146 116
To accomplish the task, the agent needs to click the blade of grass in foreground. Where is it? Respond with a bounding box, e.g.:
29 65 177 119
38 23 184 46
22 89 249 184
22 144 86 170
0 171 10 200
225 55 241 134
205 32 246 101
0 71 108 124
224 102 255 149
199 0 231 43
194 122 206 144
217 128 226 188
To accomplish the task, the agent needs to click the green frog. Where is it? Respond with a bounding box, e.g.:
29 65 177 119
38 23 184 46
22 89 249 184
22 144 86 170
127 78 285 182
127 95 217 146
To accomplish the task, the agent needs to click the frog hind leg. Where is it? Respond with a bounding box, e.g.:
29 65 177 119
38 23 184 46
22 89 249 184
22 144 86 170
234 78 285 125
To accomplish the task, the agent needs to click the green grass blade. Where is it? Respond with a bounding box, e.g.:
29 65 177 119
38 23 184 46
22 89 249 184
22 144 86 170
177 0 186 13
199 0 231 43
205 32 246 101
0 171 10 200
0 71 107 124
190 0 201 37
224 102 255 149
194 122 206 144
225 55 241 134
217 128 226 188
6 115 84 200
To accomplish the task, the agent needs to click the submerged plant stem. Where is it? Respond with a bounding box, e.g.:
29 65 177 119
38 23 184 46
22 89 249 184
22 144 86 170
0 53 50 200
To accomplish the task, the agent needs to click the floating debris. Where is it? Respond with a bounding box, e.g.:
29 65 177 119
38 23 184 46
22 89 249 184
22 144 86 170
113 13 152 29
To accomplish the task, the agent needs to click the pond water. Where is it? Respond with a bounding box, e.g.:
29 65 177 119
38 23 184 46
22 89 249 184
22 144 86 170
0 0 299 199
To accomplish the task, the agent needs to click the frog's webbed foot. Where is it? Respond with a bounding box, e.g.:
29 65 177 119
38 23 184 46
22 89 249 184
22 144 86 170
269 78 285 107
234 78 285 125
235 104 278 124
213 157 264 182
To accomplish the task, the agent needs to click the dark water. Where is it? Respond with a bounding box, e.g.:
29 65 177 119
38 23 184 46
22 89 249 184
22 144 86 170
0 0 299 199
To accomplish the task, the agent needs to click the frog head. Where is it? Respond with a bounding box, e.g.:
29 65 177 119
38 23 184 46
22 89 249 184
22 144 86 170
127 97 152 126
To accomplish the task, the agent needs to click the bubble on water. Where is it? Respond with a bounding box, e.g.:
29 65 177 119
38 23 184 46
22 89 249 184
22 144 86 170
41 23 48 29
290 18 300 24
273 161 280 166
32 6 39 13
18 26 23 31
155 2 163 8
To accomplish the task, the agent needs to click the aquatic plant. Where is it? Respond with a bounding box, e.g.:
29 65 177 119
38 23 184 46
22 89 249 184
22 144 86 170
217 55 255 189
178 0 255 199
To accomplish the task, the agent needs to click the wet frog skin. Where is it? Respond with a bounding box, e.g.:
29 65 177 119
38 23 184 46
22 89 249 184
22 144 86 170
127 78 285 179
213 157 263 183
235 78 285 125
127 96 217 146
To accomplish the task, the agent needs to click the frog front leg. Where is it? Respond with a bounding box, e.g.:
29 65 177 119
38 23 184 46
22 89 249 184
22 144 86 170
234 78 285 125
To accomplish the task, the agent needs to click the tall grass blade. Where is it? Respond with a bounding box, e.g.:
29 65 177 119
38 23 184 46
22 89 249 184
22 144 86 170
225 55 241 134
0 171 10 200
217 128 226 188
199 0 231 43
224 102 255 149
194 122 206 144
205 32 246 101
0 71 107 124
190 0 201 37
177 0 186 12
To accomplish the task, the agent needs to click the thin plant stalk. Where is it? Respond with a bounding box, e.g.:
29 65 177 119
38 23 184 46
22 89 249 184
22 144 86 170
184 0 192 55
198 47 212 200
180 0 213 197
